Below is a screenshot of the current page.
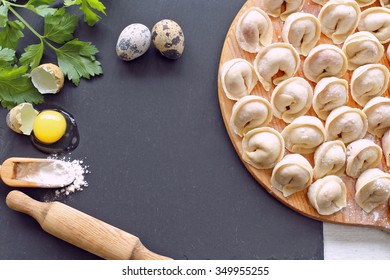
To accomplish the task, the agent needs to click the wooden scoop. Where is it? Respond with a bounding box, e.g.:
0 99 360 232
6 190 172 260
0 157 73 188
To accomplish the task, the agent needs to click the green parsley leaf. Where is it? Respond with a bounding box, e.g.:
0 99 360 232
25 0 57 16
0 3 9 28
0 47 15 69
0 20 24 49
19 42 44 69
55 39 102 86
44 8 78 44
64 0 106 26
0 66 43 109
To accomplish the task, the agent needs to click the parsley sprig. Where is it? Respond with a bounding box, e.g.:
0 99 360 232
0 0 105 109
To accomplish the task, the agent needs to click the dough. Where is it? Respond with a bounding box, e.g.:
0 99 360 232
220 58 258 100
350 64 390 107
303 44 348 82
313 140 346 180
355 168 390 213
325 106 368 144
282 12 321 56
235 7 273 53
346 139 382 178
362 96 390 138
342 31 384 71
382 129 390 167
308 175 347 215
282 116 326 154
358 7 390 44
271 77 313 123
242 127 285 169
254 43 300 91
313 77 348 120
261 0 304 21
271 154 313 197
230 95 272 137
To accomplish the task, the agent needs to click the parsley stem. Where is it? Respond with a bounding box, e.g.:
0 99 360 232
4 1 25 8
8 6 43 39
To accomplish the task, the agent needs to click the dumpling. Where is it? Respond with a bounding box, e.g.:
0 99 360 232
342 32 384 71
358 7 390 44
387 43 390 61
261 0 304 21
346 139 382 178
308 175 347 215
271 77 313 123
350 64 390 107
242 127 285 169
303 44 348 83
281 116 326 154
313 77 349 120
220 59 258 100
313 140 346 180
312 0 330 5
355 168 390 213
235 7 273 53
362 97 390 138
318 0 361 44
382 129 390 167
355 0 376 7
282 12 321 56
380 0 390 9
254 43 300 91
230 95 272 137
271 154 313 197
325 106 368 144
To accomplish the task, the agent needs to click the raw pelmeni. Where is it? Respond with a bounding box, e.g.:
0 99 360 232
220 59 258 100
313 140 346 180
355 0 376 7
325 106 368 144
235 7 273 53
342 32 384 71
308 175 347 215
382 129 390 167
260 0 304 21
282 12 321 56
230 95 272 137
346 139 382 179
303 44 347 83
241 127 285 169
254 43 300 91
355 168 390 213
313 77 348 120
380 0 390 8
358 7 390 44
271 77 313 123
318 0 361 44
362 97 390 138
281 116 326 154
271 154 313 197
350 64 390 107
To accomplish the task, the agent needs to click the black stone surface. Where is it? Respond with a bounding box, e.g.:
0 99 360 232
0 0 323 260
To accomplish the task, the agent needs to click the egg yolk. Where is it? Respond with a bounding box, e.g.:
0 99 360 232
33 111 67 144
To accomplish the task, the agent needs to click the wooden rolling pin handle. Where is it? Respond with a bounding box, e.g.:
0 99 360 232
6 191 172 260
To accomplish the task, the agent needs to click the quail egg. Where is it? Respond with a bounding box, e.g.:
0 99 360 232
30 108 80 154
31 63 64 94
152 19 185 59
116 23 151 61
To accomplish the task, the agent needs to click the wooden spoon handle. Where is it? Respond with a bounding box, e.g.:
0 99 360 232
6 191 172 260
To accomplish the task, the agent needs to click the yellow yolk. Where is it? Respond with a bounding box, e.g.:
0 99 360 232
33 111 67 144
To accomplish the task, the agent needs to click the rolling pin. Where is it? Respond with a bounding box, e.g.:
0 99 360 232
6 190 172 260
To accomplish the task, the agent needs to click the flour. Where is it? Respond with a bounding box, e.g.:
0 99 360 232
16 161 76 187
16 156 90 197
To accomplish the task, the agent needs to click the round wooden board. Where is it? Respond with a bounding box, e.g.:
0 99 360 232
218 0 390 231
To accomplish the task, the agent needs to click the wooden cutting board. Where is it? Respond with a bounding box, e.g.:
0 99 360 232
217 0 390 232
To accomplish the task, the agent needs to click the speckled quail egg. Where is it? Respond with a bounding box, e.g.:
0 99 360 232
152 19 185 60
116 23 151 61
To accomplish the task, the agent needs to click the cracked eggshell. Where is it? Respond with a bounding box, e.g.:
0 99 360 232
152 19 185 59
116 23 151 61
31 63 64 94
6 103 39 135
